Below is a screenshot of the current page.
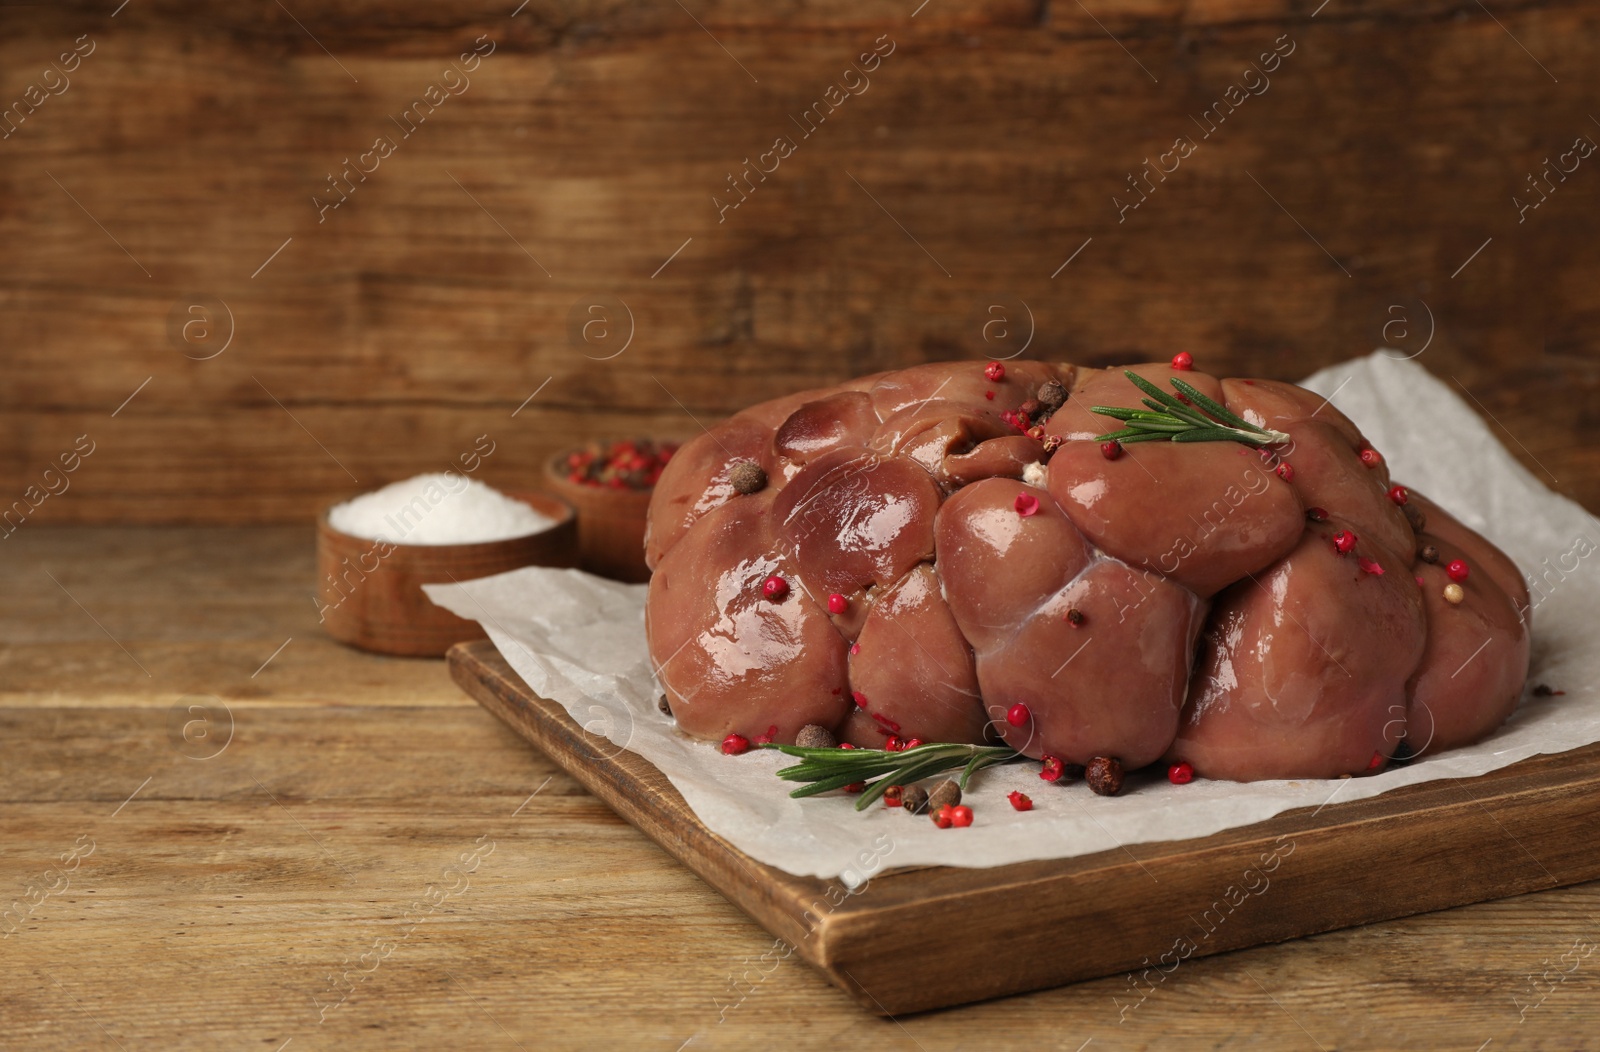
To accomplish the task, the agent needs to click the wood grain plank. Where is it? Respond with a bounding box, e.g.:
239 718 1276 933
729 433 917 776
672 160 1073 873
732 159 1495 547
2 3 1598 521
0 0 1472 48
0 526 469 705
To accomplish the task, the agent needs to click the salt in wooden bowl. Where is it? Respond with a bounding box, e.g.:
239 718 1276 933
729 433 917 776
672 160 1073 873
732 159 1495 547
316 491 577 657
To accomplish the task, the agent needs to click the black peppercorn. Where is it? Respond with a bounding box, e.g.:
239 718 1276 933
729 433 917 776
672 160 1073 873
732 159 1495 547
795 724 837 749
1037 381 1067 410
1401 501 1427 533
728 460 767 495
900 784 930 814
1086 756 1124 796
927 779 962 813
1419 544 1440 564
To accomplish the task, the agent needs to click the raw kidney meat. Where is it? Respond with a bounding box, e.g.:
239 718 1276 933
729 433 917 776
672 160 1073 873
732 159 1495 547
643 360 1531 783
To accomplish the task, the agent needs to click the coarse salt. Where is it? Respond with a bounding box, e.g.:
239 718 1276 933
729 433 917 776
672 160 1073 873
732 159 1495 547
328 473 553 545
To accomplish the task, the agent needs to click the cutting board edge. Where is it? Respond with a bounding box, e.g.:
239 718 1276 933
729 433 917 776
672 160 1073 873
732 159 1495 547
446 640 1600 1017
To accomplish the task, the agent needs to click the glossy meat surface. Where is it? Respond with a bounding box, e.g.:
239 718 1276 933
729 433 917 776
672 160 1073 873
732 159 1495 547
980 557 1204 769
936 477 1093 651
1403 495 1531 755
646 492 852 743
1168 522 1426 780
644 360 1531 782
840 564 987 746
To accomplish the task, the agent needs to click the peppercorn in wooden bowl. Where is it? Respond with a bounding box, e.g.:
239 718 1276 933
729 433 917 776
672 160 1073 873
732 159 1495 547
545 438 679 583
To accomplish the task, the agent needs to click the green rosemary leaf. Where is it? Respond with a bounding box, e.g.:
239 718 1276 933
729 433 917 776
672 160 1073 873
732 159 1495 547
776 760 901 782
1129 396 1208 431
761 741 1022 810
772 752 918 779
1169 404 1223 430
855 755 968 810
769 743 959 778
958 750 1002 790
1168 378 1265 434
1085 371 1293 449
1095 430 1174 444
859 747 1019 810
1121 419 1192 433
1124 370 1190 413
853 777 901 810
1172 427 1260 444
788 772 885 797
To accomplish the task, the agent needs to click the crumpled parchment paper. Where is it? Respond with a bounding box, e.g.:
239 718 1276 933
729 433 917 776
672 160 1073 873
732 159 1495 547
426 353 1600 880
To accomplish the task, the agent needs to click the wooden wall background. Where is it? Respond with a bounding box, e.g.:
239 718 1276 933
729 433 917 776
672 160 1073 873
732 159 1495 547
2 0 1597 524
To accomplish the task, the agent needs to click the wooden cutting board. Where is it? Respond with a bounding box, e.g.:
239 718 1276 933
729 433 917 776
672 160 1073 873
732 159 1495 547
447 639 1600 1016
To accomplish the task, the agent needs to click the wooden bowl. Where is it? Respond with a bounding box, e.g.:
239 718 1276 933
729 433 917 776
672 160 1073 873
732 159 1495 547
543 453 656 583
316 490 576 657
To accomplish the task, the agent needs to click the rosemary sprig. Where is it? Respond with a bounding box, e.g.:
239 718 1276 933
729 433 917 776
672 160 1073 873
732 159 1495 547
1090 370 1290 448
762 741 1023 811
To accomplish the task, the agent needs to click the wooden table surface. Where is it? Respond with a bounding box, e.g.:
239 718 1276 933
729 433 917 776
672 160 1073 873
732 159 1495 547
4 525 1598 1051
